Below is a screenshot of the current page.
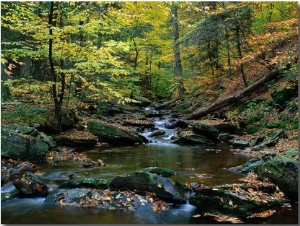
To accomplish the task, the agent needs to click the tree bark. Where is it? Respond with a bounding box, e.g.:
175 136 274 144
171 3 184 100
184 69 280 120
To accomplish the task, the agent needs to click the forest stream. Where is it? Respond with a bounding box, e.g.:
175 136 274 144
1 119 298 224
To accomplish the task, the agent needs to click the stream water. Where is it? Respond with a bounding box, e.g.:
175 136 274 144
1 118 298 224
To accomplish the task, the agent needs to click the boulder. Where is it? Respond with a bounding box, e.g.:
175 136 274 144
212 122 237 133
1 188 20 202
165 119 189 129
149 129 165 137
13 172 48 197
218 133 234 141
45 188 170 214
189 176 287 218
87 120 148 145
58 178 109 189
53 130 98 147
173 131 214 145
109 171 187 204
232 139 249 148
255 155 298 202
192 123 220 141
137 167 175 178
1 127 49 161
250 135 265 146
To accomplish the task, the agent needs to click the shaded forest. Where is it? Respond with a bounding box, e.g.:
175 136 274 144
1 2 299 223
1 1 298 131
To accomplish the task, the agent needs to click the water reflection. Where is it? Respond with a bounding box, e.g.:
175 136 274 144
1 142 298 224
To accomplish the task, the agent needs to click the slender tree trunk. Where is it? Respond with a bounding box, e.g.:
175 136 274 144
236 25 247 87
225 26 232 77
171 3 184 100
133 39 139 73
49 2 63 128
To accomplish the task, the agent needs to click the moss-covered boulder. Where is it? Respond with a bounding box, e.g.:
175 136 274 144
255 155 298 202
173 131 214 145
1 126 50 161
137 167 175 178
189 175 287 218
109 171 187 204
192 123 220 141
87 120 147 145
59 178 109 189
1 188 20 202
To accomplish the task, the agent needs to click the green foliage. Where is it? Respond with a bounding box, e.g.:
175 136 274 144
2 104 46 126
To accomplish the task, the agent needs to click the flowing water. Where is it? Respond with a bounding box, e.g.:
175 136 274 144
1 119 298 224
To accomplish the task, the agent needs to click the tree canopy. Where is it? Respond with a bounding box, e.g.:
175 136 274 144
1 2 298 128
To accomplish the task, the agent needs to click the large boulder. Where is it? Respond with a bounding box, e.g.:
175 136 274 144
45 187 170 214
109 171 187 204
58 178 109 189
13 172 48 197
165 119 189 129
192 122 220 141
255 154 298 202
87 120 148 145
1 126 50 161
53 130 98 147
173 131 214 145
189 173 287 219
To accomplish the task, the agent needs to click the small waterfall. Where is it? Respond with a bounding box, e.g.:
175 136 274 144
141 118 178 145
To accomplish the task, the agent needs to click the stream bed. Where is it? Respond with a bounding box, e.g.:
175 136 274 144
1 119 298 224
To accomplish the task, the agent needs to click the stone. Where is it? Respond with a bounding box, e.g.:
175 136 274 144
192 123 220 141
255 156 298 202
13 172 48 197
250 135 265 146
87 120 148 145
59 178 109 189
137 167 175 178
149 129 165 137
173 131 214 145
232 139 249 148
189 182 287 218
1 127 49 161
218 133 234 141
53 130 98 147
165 119 189 129
109 171 187 204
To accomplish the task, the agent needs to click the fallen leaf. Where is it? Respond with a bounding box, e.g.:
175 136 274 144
193 214 202 218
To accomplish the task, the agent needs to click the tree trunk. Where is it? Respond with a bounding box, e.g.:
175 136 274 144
184 69 280 120
49 2 63 128
171 3 184 100
236 25 247 87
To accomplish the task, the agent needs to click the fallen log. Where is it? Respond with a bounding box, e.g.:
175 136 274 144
185 69 281 120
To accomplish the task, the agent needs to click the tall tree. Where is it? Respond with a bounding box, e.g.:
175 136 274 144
171 2 184 100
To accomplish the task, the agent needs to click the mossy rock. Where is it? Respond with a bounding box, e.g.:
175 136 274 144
192 123 220 141
59 178 109 189
87 120 147 145
137 167 175 178
189 185 286 218
255 156 298 202
109 171 187 204
1 188 20 201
